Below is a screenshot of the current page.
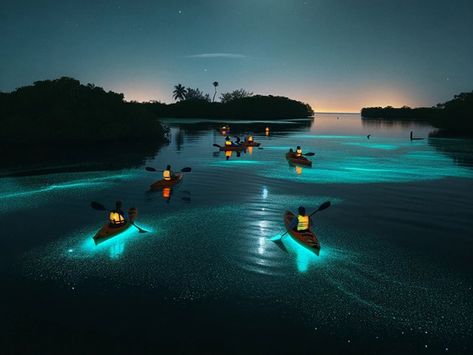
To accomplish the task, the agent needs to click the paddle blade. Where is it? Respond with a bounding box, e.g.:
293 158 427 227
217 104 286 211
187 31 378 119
304 152 315 156
317 201 331 211
180 167 192 172
145 167 157 172
212 144 221 148
91 201 107 211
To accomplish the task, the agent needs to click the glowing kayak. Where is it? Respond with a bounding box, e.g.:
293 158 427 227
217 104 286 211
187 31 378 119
285 152 312 166
284 211 320 255
150 173 182 190
93 208 138 245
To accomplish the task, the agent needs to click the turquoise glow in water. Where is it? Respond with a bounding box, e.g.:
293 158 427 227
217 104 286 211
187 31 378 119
7 115 473 352
254 140 473 184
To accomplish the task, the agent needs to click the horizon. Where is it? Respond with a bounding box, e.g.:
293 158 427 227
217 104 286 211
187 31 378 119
1 0 472 112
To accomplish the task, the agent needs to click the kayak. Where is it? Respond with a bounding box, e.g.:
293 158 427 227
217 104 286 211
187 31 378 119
150 173 182 190
284 211 320 255
285 152 312 166
218 145 245 151
93 207 138 245
240 141 261 147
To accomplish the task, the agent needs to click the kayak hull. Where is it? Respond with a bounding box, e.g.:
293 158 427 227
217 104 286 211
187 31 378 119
93 207 138 245
284 211 320 255
219 145 245 151
150 173 183 190
240 141 261 147
286 152 312 166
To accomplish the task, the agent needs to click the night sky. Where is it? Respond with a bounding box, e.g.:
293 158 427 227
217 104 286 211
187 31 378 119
1 0 472 112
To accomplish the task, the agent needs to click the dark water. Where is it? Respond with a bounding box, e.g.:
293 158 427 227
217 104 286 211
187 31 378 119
1 114 472 354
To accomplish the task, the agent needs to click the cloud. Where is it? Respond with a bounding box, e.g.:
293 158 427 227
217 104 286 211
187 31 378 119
187 53 247 59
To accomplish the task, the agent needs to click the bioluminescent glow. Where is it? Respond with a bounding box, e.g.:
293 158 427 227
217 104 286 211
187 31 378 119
0 171 140 214
342 142 399 150
208 160 268 167
254 137 473 184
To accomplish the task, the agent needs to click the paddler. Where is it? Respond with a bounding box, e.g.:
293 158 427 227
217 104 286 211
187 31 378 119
225 135 238 147
163 165 173 181
245 134 254 143
109 201 126 227
295 146 303 157
290 206 311 232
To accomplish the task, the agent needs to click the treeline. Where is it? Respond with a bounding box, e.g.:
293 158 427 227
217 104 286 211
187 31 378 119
361 91 473 133
0 78 314 144
143 95 314 119
0 77 168 144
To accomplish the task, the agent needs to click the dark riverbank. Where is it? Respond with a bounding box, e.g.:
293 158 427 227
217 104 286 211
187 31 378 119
361 91 473 134
0 77 313 147
0 77 169 144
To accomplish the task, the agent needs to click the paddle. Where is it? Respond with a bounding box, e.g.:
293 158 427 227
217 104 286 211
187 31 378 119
274 201 331 240
145 167 192 173
90 201 147 233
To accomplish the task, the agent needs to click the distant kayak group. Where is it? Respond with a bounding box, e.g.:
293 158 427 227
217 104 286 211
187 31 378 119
92 130 329 255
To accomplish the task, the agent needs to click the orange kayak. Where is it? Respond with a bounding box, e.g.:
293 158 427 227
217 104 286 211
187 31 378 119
284 211 320 255
285 152 312 166
150 173 182 190
93 208 138 245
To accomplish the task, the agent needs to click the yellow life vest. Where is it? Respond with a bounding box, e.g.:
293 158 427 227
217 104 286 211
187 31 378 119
163 170 171 181
225 140 232 146
248 136 253 142
109 211 125 225
296 148 302 157
297 215 309 231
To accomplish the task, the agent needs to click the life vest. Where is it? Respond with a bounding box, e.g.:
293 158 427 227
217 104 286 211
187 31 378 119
247 136 253 142
109 211 125 225
163 170 171 181
225 140 232 146
296 148 302 157
297 215 309 231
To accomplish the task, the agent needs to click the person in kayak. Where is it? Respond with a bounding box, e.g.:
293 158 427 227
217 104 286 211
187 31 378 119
109 201 126 227
288 148 294 154
296 146 303 157
163 165 173 181
225 136 239 147
290 206 311 232
245 134 254 143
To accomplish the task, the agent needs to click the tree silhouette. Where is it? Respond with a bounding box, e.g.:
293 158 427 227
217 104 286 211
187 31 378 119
212 81 219 102
173 84 187 101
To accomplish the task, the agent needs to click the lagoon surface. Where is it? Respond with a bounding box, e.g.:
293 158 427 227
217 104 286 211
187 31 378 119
1 114 472 354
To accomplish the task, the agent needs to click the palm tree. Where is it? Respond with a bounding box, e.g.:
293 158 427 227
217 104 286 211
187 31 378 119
212 81 219 102
173 84 187 101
